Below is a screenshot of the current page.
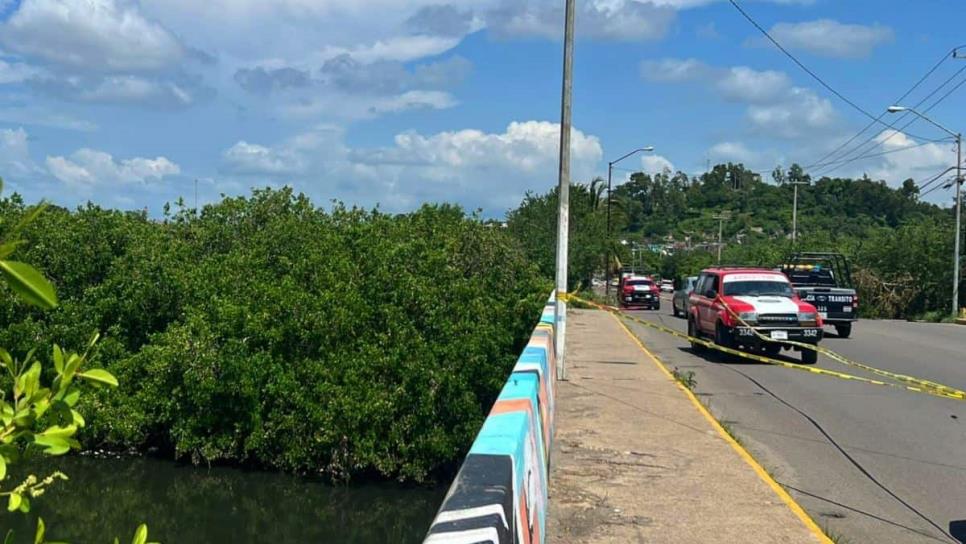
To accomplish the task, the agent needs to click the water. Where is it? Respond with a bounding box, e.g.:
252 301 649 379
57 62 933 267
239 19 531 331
2 455 445 543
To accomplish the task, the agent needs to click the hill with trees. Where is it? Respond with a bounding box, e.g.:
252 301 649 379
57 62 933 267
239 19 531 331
507 163 962 319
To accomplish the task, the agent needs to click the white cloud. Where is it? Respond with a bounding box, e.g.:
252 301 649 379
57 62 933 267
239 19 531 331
765 19 893 59
709 141 765 165
0 105 98 131
863 130 954 188
46 148 180 187
640 57 709 82
640 154 674 174
0 0 185 71
0 127 40 177
0 59 42 84
715 66 791 103
642 58 838 140
488 0 676 41
220 121 602 214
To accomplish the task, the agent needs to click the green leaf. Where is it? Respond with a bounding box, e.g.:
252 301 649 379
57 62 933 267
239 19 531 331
5 529 14 544
0 455 5 481
19 495 30 513
0 348 13 375
0 260 58 309
77 369 118 388
132 524 148 544
0 241 24 260
34 517 45 544
7 492 21 512
33 435 70 455
52 345 64 374
38 425 77 439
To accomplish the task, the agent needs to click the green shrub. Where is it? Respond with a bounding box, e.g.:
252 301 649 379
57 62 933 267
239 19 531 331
0 189 549 484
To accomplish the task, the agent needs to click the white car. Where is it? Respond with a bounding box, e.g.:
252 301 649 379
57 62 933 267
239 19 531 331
660 279 674 293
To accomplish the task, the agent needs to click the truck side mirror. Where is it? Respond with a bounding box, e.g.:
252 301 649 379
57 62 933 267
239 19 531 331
705 289 717 299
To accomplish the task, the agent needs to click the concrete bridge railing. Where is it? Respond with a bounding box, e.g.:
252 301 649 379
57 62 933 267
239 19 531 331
423 294 557 544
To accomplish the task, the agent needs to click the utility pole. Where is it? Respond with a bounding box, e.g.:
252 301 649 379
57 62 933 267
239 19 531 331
954 133 962 315
554 0 575 381
713 212 730 263
604 146 654 297
790 180 808 244
887 104 961 314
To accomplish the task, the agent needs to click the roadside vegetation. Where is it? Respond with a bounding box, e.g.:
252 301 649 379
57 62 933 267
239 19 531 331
508 162 963 319
0 188 549 484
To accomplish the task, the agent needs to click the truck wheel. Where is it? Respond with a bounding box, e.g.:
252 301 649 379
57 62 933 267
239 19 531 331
688 318 705 353
715 323 738 362
835 323 852 338
763 343 781 358
801 348 818 365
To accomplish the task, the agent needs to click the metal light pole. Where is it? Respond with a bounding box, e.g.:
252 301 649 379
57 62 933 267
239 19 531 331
605 146 654 297
888 106 962 314
554 0 575 380
712 212 730 263
790 180 808 244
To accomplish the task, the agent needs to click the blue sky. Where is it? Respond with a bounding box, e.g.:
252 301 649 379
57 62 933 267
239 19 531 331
0 0 964 217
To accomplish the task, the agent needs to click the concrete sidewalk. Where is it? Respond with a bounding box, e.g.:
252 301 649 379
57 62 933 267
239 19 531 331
547 309 829 543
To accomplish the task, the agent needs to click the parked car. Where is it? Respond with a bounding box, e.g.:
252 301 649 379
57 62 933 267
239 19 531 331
687 267 824 364
660 279 674 293
672 276 699 318
780 252 858 338
620 276 660 310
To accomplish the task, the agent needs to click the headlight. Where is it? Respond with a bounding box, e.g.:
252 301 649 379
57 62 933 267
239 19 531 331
798 312 818 323
738 311 758 324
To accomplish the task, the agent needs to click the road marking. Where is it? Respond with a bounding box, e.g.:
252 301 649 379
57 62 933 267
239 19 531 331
611 312 834 544
566 293 966 402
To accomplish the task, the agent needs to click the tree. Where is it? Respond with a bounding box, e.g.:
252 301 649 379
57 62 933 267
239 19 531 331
0 186 151 542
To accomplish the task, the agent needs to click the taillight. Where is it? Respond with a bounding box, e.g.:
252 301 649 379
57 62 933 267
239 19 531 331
852 294 859 308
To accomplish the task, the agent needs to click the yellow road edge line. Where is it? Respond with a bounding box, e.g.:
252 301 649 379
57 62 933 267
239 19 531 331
610 312 834 544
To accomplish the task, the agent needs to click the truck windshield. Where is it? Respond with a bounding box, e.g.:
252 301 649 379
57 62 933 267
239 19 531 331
724 280 793 297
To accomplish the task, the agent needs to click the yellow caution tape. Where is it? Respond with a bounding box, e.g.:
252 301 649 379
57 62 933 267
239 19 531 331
563 293 966 402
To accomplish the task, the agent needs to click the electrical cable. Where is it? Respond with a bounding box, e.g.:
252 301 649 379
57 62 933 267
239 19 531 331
811 66 966 177
728 0 938 143
724 366 956 543
805 47 956 171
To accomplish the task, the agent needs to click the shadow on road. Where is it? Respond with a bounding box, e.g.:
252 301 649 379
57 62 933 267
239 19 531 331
951 520 966 543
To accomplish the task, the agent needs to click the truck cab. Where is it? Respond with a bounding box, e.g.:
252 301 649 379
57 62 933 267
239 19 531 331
688 267 824 364
780 252 858 338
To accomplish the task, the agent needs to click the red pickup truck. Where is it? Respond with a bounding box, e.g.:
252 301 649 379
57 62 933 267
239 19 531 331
687 267 823 364
620 276 660 310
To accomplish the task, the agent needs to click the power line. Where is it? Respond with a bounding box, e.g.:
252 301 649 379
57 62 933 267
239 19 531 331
728 0 937 138
804 47 956 171
811 65 966 177
808 141 937 170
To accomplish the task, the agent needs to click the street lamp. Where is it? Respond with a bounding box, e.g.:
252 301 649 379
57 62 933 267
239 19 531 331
605 146 655 296
888 105 962 315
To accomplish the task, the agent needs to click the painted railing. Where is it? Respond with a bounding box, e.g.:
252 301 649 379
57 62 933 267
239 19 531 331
423 294 557 544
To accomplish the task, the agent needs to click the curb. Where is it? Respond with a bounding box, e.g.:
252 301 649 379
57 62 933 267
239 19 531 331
611 312 834 544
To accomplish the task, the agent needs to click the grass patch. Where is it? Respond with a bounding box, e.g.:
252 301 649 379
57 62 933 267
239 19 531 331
821 522 853 544
671 367 697 390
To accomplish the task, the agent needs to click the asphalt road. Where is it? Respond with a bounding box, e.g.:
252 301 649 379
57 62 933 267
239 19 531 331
622 294 966 544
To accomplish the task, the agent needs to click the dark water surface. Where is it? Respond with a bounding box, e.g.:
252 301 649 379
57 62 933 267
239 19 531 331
3 455 445 543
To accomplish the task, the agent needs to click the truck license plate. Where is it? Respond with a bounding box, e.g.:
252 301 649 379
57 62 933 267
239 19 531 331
770 331 788 340
843 306 852 313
